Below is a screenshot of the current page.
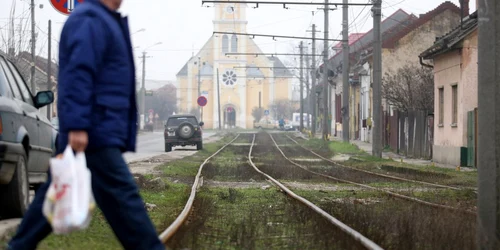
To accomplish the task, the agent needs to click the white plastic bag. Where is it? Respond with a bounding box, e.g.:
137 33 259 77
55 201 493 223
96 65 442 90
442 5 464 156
42 145 96 234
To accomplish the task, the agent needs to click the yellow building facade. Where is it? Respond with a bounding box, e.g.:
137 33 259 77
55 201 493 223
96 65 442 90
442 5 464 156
176 3 294 129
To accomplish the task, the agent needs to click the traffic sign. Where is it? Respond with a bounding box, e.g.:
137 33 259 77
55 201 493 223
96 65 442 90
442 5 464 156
50 0 85 15
197 96 207 107
264 110 270 115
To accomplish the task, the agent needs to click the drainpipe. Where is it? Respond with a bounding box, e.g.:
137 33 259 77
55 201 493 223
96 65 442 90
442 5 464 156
419 56 434 69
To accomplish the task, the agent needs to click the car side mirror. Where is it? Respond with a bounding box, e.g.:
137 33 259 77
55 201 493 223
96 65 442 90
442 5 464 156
35 91 54 108
199 122 204 127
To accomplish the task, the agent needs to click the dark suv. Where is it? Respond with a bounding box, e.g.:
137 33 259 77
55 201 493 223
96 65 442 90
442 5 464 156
0 55 56 218
164 114 204 152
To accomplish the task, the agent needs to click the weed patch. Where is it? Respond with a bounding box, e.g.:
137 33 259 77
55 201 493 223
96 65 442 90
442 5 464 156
167 187 366 250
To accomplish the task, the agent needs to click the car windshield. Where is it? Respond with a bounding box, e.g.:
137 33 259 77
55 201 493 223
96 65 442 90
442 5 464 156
167 117 197 126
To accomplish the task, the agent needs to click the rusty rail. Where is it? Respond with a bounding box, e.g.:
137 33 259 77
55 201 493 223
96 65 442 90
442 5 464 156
248 134 384 250
273 134 476 215
159 134 241 243
285 134 476 191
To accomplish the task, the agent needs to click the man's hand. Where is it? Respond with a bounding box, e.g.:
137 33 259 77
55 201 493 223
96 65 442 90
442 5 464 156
69 131 88 152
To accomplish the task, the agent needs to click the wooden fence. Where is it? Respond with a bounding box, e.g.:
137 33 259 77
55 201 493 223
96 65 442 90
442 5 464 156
386 110 434 159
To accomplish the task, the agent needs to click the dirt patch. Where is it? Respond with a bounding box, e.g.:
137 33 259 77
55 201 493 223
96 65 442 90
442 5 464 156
133 173 168 191
203 162 266 182
380 165 452 180
203 180 269 189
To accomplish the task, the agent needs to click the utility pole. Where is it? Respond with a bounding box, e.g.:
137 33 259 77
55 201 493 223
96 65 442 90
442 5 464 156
305 49 311 129
477 0 500 248
322 0 330 140
307 24 318 136
217 68 222 130
197 56 202 120
140 52 149 128
372 0 382 157
30 0 36 93
46 20 51 120
299 41 304 132
342 0 350 142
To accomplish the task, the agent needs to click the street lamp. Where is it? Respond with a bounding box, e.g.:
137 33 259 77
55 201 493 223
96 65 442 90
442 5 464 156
139 41 162 129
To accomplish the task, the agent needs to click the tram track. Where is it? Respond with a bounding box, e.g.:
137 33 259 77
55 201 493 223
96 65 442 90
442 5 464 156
160 132 383 249
284 134 477 192
270 133 476 215
158 131 475 249
247 134 384 250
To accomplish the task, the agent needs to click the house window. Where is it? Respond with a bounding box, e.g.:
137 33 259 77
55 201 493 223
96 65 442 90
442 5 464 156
222 35 229 53
231 35 238 52
438 87 444 126
452 84 458 126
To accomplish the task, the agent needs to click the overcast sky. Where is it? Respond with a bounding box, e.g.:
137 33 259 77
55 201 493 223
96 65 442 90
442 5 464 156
0 0 476 83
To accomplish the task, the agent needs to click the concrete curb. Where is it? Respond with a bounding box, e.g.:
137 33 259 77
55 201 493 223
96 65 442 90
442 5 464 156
0 219 20 242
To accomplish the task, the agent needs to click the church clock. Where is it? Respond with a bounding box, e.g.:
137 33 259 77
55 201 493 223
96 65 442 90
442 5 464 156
225 5 234 14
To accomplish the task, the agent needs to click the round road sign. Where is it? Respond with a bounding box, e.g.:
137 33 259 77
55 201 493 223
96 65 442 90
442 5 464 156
197 96 207 107
50 0 85 15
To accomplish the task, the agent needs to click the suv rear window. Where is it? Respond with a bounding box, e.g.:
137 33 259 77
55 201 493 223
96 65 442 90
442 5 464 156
167 117 198 126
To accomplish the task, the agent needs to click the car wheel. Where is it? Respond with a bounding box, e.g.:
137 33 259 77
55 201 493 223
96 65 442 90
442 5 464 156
165 143 172 152
197 142 203 151
0 153 29 219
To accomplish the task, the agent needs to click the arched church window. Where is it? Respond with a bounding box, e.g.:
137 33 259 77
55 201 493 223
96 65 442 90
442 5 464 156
231 35 238 52
222 35 229 53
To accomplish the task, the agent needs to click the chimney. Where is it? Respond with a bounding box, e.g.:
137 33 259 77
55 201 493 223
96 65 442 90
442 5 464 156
461 0 470 18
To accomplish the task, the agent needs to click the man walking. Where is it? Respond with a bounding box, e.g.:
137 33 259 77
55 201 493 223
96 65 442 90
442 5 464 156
7 0 165 249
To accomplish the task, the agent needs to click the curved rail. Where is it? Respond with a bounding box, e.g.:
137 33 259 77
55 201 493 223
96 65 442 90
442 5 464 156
272 134 476 215
248 134 384 250
159 134 241 243
285 134 475 191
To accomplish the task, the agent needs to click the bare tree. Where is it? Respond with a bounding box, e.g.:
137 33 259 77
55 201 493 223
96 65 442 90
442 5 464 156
270 99 294 120
251 107 264 122
382 65 434 112
188 107 201 121
0 0 48 84
1 1 31 61
144 84 177 122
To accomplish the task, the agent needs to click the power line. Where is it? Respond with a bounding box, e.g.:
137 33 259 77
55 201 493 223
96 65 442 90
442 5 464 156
213 31 345 42
202 1 373 7
233 66 316 69
225 52 325 56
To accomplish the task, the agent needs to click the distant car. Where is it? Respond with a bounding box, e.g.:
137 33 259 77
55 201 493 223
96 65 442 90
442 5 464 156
283 123 294 131
0 54 57 219
164 114 204 152
254 118 277 129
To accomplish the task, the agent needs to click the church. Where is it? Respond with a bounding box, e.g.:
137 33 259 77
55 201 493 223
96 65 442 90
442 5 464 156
176 3 295 129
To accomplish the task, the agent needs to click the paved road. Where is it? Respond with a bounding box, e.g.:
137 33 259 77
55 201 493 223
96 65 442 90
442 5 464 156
123 131 216 163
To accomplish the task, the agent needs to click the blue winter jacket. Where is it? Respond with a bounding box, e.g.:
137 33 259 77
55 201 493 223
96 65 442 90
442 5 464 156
57 0 138 153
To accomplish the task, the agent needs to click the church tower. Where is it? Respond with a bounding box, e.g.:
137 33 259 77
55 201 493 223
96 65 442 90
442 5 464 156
212 3 249 128
175 3 294 129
